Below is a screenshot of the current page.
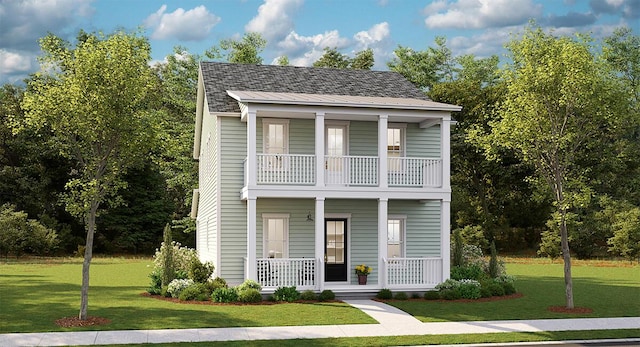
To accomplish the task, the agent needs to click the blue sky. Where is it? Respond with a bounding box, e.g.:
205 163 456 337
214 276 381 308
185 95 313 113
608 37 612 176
0 0 638 84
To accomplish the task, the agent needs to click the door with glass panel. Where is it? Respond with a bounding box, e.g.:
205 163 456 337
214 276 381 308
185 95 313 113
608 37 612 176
325 218 347 281
325 125 347 185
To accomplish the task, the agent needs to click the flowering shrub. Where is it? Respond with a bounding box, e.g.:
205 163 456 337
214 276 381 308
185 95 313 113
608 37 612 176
167 278 194 298
153 241 198 275
435 278 461 291
354 264 372 275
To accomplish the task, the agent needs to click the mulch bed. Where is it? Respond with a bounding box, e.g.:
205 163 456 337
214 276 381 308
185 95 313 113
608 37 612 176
55 316 111 328
375 292 524 303
140 292 339 305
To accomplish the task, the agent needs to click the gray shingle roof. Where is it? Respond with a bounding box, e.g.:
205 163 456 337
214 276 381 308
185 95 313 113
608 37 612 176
200 62 429 113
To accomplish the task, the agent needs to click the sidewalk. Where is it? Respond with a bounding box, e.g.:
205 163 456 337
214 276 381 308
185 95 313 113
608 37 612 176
1 300 638 347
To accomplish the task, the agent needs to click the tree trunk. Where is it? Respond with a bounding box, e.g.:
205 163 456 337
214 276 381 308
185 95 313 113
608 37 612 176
79 200 98 320
559 209 574 309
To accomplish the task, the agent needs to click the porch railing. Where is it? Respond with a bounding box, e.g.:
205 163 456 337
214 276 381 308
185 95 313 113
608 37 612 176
251 258 318 288
325 155 378 186
256 154 316 185
383 257 443 287
388 157 442 187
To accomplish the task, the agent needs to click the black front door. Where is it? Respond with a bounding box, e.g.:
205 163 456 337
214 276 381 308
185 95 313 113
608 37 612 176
325 218 347 281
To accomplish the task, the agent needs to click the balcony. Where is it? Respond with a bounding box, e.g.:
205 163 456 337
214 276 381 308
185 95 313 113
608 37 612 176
245 154 443 188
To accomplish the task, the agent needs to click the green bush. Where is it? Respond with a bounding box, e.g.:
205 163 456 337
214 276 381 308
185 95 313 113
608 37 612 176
238 288 262 303
502 282 516 295
394 292 408 300
179 283 209 301
318 289 335 302
450 264 485 281
458 279 481 299
424 290 440 300
237 279 262 292
484 281 505 296
376 288 393 300
167 278 194 298
411 293 421 299
211 287 238 303
300 290 317 301
440 288 461 300
0 204 58 258
189 259 215 283
211 277 228 288
273 286 299 302
480 286 492 298
148 269 162 295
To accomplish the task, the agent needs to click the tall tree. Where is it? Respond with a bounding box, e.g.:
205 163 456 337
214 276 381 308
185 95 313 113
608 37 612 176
387 36 454 90
313 47 374 70
21 30 157 319
479 26 616 308
219 32 266 64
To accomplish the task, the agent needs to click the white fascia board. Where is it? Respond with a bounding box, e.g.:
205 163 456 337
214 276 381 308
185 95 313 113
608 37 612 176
193 70 205 160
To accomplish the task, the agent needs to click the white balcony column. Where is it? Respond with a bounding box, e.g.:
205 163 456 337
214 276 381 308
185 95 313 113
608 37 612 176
441 116 451 190
247 110 257 187
314 197 325 290
246 197 257 281
378 198 388 287
315 112 325 187
378 114 388 188
441 199 451 281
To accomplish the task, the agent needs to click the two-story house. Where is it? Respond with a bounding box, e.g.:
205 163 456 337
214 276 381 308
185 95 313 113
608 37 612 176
193 62 461 294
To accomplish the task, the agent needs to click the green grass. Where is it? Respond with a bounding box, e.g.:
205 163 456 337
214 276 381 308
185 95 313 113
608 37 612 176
0 257 375 333
388 261 640 322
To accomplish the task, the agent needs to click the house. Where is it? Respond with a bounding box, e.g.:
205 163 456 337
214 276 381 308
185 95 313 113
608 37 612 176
192 62 461 294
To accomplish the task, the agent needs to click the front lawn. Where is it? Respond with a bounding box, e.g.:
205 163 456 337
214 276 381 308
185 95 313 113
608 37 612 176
0 257 375 333
387 259 640 322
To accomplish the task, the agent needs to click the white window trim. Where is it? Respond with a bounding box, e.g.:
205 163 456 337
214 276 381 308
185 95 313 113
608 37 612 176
387 214 406 259
388 123 406 156
262 213 290 258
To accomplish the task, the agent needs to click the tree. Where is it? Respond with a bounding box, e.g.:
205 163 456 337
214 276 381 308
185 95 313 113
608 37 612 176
480 25 617 308
219 32 266 64
350 49 374 70
21 30 157 319
387 36 454 90
276 55 290 66
312 47 374 70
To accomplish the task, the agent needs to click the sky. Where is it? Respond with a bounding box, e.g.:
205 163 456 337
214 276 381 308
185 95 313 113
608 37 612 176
0 0 638 85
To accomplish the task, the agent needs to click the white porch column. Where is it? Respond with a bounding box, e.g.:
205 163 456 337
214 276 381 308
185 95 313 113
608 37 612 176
246 197 257 281
315 112 325 187
378 115 388 188
247 110 257 187
441 116 451 190
314 197 325 290
441 200 451 281
377 198 388 288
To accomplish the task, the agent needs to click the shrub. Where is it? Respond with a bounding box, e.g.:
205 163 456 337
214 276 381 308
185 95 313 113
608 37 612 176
435 279 461 291
179 283 209 301
411 293 421 299
488 241 499 278
502 282 516 295
238 288 262 303
318 289 335 302
538 230 562 260
457 279 481 299
189 259 215 283
211 277 228 289
376 288 393 300
394 292 408 300
148 269 162 295
440 288 461 300
452 229 464 267
485 281 505 296
211 287 239 303
0 204 58 258
167 278 194 298
480 286 492 298
424 290 440 300
236 279 262 292
300 290 317 301
450 264 485 281
273 286 299 302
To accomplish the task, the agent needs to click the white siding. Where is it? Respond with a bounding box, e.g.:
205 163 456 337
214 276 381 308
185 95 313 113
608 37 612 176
407 123 441 157
196 111 219 267
389 200 441 257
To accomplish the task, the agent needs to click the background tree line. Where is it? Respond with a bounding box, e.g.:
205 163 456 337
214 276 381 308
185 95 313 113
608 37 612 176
0 26 638 262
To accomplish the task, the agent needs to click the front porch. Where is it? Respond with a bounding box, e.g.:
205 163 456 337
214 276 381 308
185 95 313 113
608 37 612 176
243 257 444 292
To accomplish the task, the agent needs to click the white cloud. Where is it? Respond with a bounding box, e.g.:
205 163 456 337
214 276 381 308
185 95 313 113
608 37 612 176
424 0 542 29
278 30 350 57
353 22 393 70
0 50 33 75
245 0 303 42
144 5 220 41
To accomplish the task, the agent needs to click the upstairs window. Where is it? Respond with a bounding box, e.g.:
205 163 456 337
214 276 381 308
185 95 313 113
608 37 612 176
387 125 405 172
263 119 289 170
263 214 289 258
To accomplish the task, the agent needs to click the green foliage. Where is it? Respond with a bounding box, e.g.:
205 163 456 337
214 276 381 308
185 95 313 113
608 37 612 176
452 229 464 267
458 225 489 251
0 204 58 258
313 47 375 70
608 206 640 261
299 290 317 301
394 292 409 300
210 277 228 289
537 230 561 260
219 32 266 64
488 241 499 278
387 36 454 90
167 278 194 298
148 269 162 295
318 289 335 302
424 290 440 300
376 288 393 300
450 264 485 281
211 287 239 303
160 224 175 287
237 288 262 303
458 280 481 299
178 283 209 301
189 259 215 283
236 279 262 292
440 289 462 300
272 286 299 302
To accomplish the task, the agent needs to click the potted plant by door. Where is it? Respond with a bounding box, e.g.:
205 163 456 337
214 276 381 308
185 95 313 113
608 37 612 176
354 264 372 285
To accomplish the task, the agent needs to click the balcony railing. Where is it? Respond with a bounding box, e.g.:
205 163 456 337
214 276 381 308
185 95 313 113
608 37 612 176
246 154 442 187
383 257 443 287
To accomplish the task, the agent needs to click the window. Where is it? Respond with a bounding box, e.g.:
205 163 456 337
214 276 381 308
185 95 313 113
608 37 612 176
263 119 289 170
263 214 289 258
387 125 405 172
387 217 405 258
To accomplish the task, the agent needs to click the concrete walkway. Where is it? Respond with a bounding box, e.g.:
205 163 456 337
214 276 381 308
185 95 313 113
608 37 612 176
1 300 638 347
